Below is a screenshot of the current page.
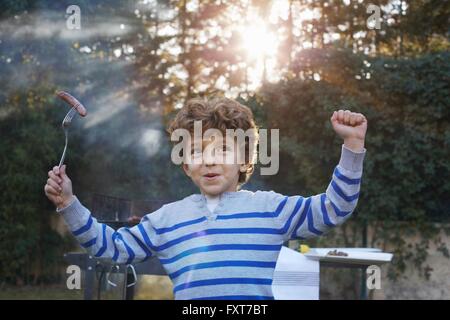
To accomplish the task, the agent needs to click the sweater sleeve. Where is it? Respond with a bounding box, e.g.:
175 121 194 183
271 144 366 241
57 197 158 264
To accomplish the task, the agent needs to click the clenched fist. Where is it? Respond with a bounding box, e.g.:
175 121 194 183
331 109 367 152
44 165 75 210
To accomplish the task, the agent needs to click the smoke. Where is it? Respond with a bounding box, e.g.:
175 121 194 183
0 5 167 180
0 9 135 40
83 91 131 129
0 2 267 198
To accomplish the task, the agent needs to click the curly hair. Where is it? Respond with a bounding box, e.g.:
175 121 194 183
167 96 259 186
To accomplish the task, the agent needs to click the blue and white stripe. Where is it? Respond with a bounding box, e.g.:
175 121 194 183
58 144 365 300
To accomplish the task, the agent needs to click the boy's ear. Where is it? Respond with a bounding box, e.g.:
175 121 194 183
182 164 191 177
239 164 248 173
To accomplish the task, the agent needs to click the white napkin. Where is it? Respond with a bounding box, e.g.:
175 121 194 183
272 246 320 300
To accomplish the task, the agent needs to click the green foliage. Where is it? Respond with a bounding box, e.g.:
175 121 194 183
0 88 76 284
247 48 450 280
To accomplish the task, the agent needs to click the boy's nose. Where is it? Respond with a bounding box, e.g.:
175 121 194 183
203 148 221 166
203 152 216 166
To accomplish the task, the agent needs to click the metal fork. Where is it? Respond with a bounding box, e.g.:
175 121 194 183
58 107 77 168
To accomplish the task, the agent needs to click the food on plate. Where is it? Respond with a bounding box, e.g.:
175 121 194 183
327 249 348 257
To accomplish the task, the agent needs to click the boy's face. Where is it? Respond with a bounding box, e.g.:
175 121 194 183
182 137 248 197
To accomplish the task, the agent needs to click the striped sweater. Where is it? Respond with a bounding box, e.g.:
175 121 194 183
58 144 366 300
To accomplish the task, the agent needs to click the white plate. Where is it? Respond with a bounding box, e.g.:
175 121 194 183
311 247 382 253
305 249 393 265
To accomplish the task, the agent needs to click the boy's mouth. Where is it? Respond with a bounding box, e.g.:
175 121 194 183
204 173 220 179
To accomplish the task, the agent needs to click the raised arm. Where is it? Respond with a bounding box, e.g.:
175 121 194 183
45 165 157 264
57 197 157 264
57 196 155 264
273 110 368 240
277 144 365 240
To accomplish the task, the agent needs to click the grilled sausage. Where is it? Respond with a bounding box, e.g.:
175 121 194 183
56 91 87 116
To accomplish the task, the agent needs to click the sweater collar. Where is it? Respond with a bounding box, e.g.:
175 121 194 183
191 190 252 202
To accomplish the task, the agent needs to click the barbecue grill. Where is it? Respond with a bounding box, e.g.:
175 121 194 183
64 194 171 300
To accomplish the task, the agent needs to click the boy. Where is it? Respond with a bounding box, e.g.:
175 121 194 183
45 97 367 300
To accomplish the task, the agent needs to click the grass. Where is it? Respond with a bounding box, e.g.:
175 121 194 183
0 275 174 300
0 284 84 300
